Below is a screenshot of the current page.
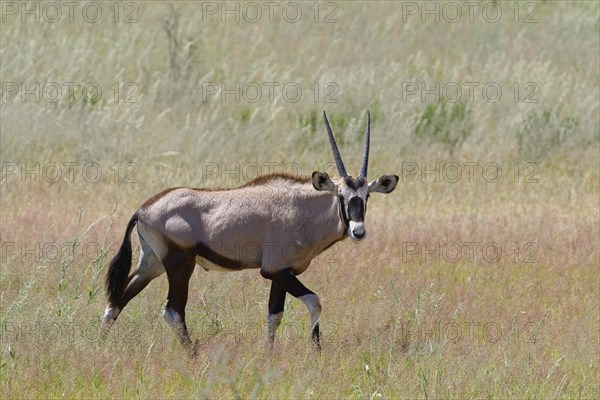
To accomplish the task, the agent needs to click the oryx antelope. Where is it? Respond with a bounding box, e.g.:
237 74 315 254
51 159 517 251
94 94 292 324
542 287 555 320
102 111 398 353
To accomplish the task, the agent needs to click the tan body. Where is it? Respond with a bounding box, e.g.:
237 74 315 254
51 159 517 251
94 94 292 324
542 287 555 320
138 175 346 275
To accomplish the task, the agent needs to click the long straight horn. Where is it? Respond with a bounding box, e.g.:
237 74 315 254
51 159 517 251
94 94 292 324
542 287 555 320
323 111 348 178
359 111 371 178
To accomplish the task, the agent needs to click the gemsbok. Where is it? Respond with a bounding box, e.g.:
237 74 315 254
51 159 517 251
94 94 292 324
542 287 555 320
102 111 398 354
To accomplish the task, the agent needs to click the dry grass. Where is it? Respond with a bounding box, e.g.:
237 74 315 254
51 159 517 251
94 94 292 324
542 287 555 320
1 1 599 398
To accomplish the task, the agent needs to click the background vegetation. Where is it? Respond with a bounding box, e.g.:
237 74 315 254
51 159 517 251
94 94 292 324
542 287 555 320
1 1 598 398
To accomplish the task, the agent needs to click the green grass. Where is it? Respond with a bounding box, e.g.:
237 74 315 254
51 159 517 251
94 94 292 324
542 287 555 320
1 1 599 398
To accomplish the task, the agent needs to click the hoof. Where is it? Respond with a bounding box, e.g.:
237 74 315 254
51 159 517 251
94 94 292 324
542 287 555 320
186 339 201 359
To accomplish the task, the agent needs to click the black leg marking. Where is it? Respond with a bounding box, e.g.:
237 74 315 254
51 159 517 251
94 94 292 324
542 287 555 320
261 268 322 350
118 254 164 310
162 250 196 354
268 281 286 315
261 268 312 297
312 322 320 349
267 281 286 346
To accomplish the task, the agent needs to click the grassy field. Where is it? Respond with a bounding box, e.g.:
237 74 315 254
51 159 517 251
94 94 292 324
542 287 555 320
1 1 599 398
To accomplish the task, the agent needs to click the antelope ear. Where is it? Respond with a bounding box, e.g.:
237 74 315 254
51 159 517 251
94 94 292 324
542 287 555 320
312 171 336 192
368 175 399 194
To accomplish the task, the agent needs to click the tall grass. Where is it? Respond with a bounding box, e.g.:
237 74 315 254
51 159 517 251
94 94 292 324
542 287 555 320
1 1 599 398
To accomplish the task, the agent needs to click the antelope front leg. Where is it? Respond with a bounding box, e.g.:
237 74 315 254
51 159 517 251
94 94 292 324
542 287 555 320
267 281 286 348
261 268 322 350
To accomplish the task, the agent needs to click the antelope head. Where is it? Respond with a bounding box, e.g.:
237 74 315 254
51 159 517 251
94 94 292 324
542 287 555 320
312 111 399 241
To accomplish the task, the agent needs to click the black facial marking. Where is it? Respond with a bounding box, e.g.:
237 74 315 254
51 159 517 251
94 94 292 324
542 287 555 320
338 194 350 229
344 176 366 191
348 196 365 222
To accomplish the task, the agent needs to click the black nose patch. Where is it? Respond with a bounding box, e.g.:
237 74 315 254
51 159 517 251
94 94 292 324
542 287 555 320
348 196 365 222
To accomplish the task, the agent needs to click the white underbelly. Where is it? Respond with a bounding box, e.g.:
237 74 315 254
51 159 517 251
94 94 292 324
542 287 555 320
195 256 235 272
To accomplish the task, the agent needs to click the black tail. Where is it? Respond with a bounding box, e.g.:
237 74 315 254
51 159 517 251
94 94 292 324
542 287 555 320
106 214 138 305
